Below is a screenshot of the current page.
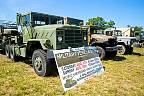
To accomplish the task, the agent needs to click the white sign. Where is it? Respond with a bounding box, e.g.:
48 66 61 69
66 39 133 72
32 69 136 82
53 47 104 91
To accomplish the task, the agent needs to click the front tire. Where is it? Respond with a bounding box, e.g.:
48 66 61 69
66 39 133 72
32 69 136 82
96 46 105 60
32 49 49 76
117 45 126 55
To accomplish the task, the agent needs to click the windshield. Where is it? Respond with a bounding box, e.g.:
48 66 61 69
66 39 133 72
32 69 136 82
114 30 122 36
105 30 122 36
91 29 104 35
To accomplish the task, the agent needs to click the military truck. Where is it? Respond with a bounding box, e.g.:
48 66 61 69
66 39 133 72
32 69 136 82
1 12 88 76
86 26 117 59
105 28 136 54
135 31 144 47
0 24 18 52
139 31 144 43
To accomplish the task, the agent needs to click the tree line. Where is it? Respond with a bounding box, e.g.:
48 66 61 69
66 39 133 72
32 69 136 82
86 16 143 33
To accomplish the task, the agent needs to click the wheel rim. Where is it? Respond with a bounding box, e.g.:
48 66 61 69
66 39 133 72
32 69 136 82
5 46 9 57
10 48 13 59
117 45 125 54
99 51 103 58
34 56 43 72
5 49 9 57
98 49 104 59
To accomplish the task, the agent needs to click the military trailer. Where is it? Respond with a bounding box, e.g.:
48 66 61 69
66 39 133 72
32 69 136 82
3 12 88 76
86 26 117 59
105 29 136 54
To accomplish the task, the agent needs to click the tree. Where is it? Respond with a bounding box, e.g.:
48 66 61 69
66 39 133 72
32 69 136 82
134 26 143 33
127 25 131 28
86 17 115 29
106 20 115 28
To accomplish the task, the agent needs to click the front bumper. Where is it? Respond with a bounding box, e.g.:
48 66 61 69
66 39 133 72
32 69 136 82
105 46 117 52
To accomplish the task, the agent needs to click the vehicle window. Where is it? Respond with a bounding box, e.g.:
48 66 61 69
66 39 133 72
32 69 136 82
91 29 104 35
141 32 144 36
23 15 30 26
105 31 113 36
114 31 122 36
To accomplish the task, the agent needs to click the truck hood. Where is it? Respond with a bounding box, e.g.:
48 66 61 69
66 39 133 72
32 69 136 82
91 34 115 42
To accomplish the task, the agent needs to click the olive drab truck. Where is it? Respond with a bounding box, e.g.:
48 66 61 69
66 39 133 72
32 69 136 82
86 26 118 59
3 12 89 76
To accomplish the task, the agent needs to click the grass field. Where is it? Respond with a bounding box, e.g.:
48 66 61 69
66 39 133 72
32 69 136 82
0 48 144 96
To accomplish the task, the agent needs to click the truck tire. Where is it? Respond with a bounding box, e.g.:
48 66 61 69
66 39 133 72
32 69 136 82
32 49 49 76
5 45 10 58
96 46 105 60
9 45 18 61
117 45 126 55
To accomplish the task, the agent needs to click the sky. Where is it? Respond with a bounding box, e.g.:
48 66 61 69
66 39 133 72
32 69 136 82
0 0 144 27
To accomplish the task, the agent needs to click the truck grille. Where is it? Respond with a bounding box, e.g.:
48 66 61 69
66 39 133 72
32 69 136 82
65 30 82 43
65 30 87 47
56 29 87 49
108 38 117 46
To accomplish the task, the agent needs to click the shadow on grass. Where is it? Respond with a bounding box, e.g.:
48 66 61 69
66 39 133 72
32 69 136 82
19 57 59 77
20 57 59 77
104 56 126 61
0 52 59 77
0 50 5 55
132 52 144 56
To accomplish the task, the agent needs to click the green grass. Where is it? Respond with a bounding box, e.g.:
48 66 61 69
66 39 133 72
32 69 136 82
0 48 144 96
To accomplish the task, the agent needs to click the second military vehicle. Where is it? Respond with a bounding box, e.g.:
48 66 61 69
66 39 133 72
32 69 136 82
86 26 118 59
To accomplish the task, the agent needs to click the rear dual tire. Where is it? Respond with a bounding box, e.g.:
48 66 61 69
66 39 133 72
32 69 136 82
9 45 18 61
5 45 18 61
5 45 10 58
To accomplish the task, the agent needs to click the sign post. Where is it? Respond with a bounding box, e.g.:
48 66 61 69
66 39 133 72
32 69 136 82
53 47 104 91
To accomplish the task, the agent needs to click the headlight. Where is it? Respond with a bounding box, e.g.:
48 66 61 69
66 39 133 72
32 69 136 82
58 36 62 42
84 36 87 40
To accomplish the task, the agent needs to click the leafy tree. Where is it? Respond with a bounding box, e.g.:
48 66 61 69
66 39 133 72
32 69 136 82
86 17 115 29
127 25 131 28
134 26 143 33
106 20 115 28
